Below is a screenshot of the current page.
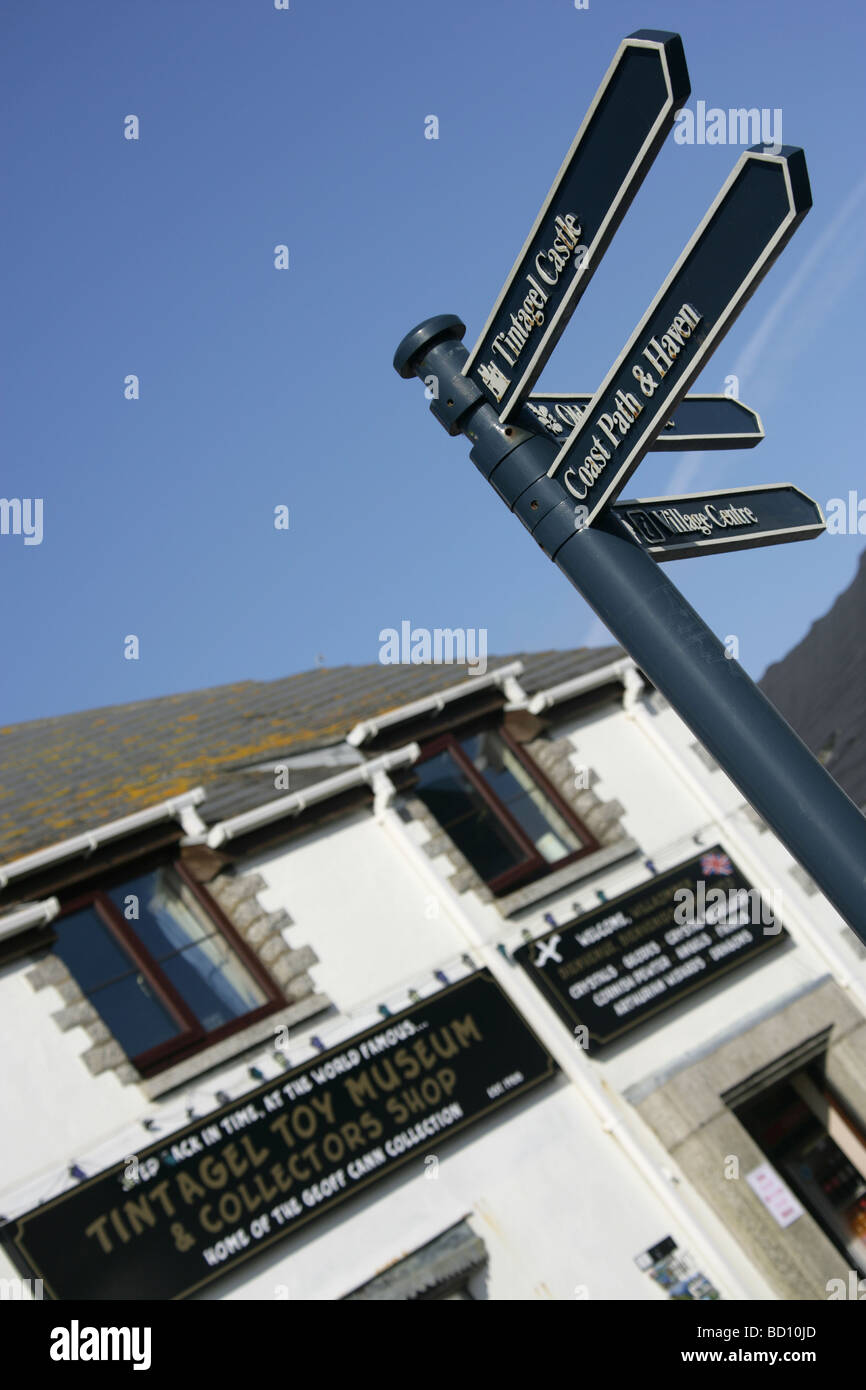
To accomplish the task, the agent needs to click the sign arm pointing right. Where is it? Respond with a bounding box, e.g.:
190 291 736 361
462 30 690 422
394 32 866 939
548 145 812 525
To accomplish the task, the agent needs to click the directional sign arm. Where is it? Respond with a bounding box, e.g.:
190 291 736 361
462 30 690 422
520 393 764 450
548 145 812 523
610 484 825 560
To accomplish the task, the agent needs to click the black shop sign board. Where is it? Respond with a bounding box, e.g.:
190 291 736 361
514 847 787 1052
0 971 555 1300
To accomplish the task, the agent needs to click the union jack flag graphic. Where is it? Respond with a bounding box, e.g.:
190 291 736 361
701 851 733 877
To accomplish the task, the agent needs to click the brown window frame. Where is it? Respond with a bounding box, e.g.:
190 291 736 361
58 860 285 1078
415 725 599 895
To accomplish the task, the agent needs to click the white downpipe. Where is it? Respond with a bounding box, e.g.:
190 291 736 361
626 694 866 1014
375 796 766 1301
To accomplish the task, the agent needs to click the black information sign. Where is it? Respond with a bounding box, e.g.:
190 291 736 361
547 146 811 523
613 483 824 560
514 848 788 1051
462 30 689 421
1 971 555 1300
521 392 764 451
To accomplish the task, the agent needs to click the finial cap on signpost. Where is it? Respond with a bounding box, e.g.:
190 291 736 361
393 314 466 378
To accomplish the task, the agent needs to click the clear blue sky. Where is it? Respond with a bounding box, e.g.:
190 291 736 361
2 0 864 724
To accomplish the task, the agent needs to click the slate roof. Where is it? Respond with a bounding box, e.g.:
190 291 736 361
760 549 866 811
0 646 623 864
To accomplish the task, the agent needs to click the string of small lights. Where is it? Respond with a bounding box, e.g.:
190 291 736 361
0 815 746 1217
3 952 481 1214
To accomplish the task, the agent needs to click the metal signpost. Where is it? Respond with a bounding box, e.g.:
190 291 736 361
394 30 866 938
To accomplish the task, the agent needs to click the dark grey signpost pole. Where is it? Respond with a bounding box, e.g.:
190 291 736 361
394 31 866 940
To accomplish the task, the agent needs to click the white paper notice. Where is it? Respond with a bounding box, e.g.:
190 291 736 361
746 1162 805 1228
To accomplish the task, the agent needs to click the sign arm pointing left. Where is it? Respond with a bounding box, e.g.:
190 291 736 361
521 393 764 451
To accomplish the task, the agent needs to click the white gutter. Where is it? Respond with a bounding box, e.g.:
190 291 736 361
0 896 60 942
522 653 636 711
346 662 525 747
207 744 421 847
0 788 207 889
527 655 636 714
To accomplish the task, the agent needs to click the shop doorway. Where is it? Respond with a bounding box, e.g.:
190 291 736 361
733 1057 866 1272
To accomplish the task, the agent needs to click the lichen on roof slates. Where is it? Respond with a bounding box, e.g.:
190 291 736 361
0 649 619 862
